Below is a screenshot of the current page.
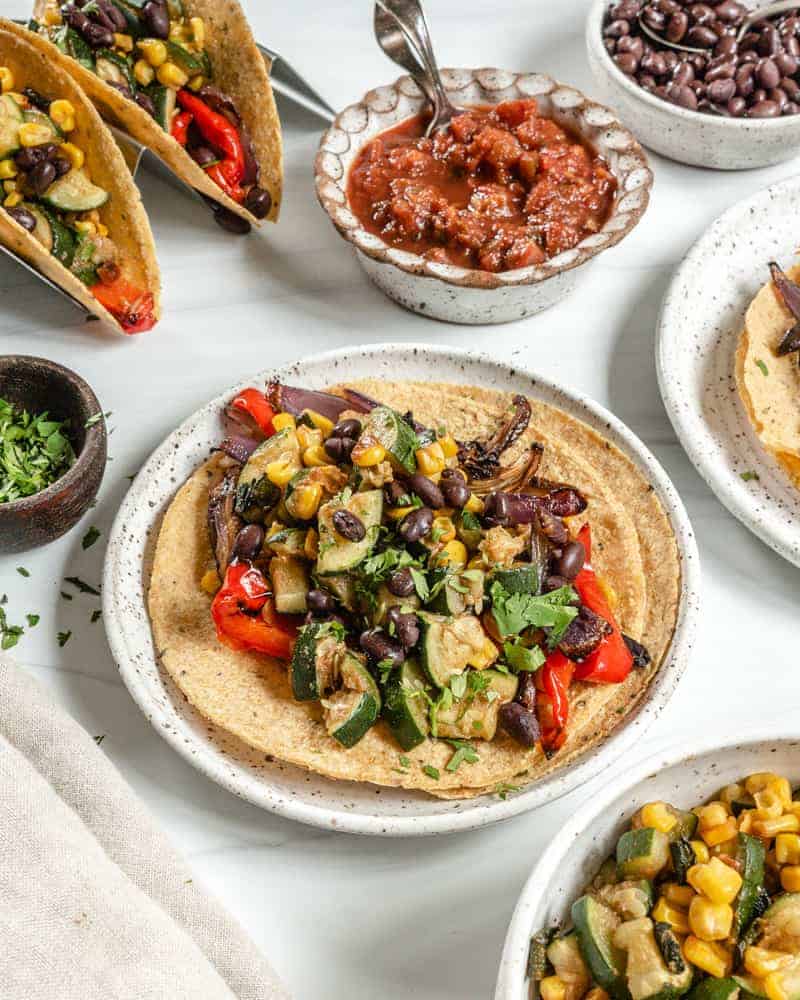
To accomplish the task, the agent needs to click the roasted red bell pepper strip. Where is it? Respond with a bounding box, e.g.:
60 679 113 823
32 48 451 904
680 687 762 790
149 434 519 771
571 524 633 684
171 110 193 145
211 563 297 659
230 388 275 436
535 650 574 754
177 89 246 201
91 278 156 334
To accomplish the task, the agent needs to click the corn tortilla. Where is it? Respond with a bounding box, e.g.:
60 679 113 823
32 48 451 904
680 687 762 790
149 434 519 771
0 21 160 334
30 0 282 225
148 381 680 798
736 264 800 487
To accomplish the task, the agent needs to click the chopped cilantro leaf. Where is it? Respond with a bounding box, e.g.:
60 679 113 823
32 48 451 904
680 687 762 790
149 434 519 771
82 526 101 549
57 630 71 647
495 782 521 800
460 510 481 532
16 567 29 577
444 739 479 772
740 471 760 482
0 605 23 650
422 764 440 780
756 359 769 376
503 640 546 673
91 610 102 623
490 581 578 640
376 657 395 683
399 755 411 768
84 410 112 428
0 398 76 503
64 576 100 596
450 673 468 699
408 566 429 602
25 614 39 627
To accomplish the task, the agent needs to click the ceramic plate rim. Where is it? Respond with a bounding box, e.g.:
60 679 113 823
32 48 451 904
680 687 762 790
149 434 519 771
494 730 800 1000
103 343 699 837
656 175 800 567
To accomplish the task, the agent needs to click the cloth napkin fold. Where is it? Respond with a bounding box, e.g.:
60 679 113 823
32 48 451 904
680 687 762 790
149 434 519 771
0 655 290 1000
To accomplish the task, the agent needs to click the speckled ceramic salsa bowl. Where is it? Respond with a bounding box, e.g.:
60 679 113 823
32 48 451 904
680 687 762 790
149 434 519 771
314 69 653 324
495 735 800 1000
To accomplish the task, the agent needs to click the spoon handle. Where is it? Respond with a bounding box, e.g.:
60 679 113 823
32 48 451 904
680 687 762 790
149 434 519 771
740 0 800 36
373 2 437 109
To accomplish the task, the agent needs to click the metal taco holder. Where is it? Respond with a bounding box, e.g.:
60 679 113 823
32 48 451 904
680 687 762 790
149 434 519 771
0 39 336 322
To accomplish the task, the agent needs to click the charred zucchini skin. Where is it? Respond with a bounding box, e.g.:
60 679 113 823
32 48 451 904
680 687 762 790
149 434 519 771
383 659 430 751
486 564 539 596
687 980 740 1000
653 923 685 975
733 833 766 937
571 895 629 1000
616 828 670 881
669 838 696 885
290 623 327 701
329 656 381 748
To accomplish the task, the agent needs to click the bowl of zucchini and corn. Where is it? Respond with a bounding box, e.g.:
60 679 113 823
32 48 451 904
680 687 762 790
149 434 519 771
495 735 800 1000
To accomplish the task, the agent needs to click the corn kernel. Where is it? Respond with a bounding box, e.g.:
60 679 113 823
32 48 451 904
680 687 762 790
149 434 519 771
768 777 792 808
96 222 109 237
49 99 76 131
266 459 296 487
303 445 330 468
688 896 733 941
435 539 468 569
702 818 739 847
200 568 220 594
464 493 484 514
3 191 22 208
272 412 296 432
754 789 785 821
780 865 800 892
416 441 446 476
302 410 334 437
662 884 696 908
113 32 133 52
765 974 789 1000
432 516 456 543
585 990 609 1000
168 22 187 41
775 833 800 865
683 937 732 978
43 7 62 26
157 61 189 88
466 636 499 669
0 158 16 180
438 433 458 458
0 67 13 93
189 15 205 46
188 74 205 91
641 802 678 835
134 59 155 86
690 839 710 863
74 220 97 236
296 425 323 452
540 977 566 1000
59 142 84 170
304 527 319 561
687 857 742 905
138 38 168 67
652 898 690 935
745 947 795 979
597 576 619 613
292 483 323 520
3 179 16 194
746 773 782 795
386 505 415 521
19 122 54 147
739 811 755 834
698 802 729 830
753 814 800 838
353 443 386 467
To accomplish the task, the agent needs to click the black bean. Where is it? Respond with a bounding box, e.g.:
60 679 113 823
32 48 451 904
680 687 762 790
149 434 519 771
785 101 800 115
324 435 356 463
623 633 652 668
440 476 470 508
142 0 169 39
556 540 586 581
307 588 336 614
757 24 780 56
706 57 736 81
783 76 800 99
52 156 72 178
498 702 540 747
398 506 433 543
100 0 127 31
667 11 689 42
769 86 788 109
231 523 265 562
82 21 115 48
715 0 746 22
708 77 736 102
483 491 510 526
332 417 362 439
14 143 56 171
686 25 719 47
6 205 36 232
387 608 420 650
387 567 415 597
244 186 272 219
757 58 781 89
359 629 404 667
618 35 645 59
383 480 408 506
516 671 537 711
22 87 49 111
135 92 157 119
605 18 631 37
672 61 695 86
535 508 569 546
615 51 640 75
407 473 444 510
28 159 57 196
332 509 366 541
212 205 251 234
749 98 781 116
441 467 466 482
776 51 799 76
727 95 747 114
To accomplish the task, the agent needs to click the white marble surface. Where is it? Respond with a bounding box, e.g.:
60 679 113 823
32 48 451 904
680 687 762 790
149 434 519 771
1 1 799 998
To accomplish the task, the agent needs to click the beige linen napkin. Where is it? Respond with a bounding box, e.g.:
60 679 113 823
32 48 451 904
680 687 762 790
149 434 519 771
0 655 290 1000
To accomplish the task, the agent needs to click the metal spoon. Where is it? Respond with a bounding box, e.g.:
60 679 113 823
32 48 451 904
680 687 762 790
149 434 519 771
374 0 460 135
638 0 799 55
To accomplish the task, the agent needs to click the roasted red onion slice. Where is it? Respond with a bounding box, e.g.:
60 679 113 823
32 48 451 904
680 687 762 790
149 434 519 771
770 261 800 321
218 435 259 464
266 381 371 421
483 487 587 526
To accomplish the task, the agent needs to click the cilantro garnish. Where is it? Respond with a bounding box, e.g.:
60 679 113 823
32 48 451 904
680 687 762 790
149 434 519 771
0 606 24 650
16 567 29 577
376 657 395 683
503 640 546 673
756 359 769 376
444 739 479 772
422 764 440 780
82 526 101 549
740 471 760 482
91 610 102 623
57 630 72 647
408 566 430 602
0 398 76 503
490 581 578 640
460 510 481 532
64 576 100 596
399 755 411 768
84 409 112 429
495 782 521 800
450 673 468 699
25 614 39 627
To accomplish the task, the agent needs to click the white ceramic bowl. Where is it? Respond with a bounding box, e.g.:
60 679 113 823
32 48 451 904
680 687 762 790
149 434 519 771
314 69 652 324
495 734 800 1000
103 343 699 836
586 0 800 170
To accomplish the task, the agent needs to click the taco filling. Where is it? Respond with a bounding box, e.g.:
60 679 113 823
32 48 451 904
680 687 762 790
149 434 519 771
31 0 273 218
196 383 651 759
0 72 154 331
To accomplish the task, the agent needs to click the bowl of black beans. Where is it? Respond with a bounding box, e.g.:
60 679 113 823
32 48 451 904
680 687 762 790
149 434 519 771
587 0 800 168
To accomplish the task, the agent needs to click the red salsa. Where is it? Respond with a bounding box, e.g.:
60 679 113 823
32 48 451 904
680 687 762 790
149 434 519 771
348 99 617 273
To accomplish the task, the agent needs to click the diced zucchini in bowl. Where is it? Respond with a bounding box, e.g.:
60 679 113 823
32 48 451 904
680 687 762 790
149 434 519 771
613 917 692 1000
617 828 671 881
596 880 654 921
546 934 591 1000
570 895 627 999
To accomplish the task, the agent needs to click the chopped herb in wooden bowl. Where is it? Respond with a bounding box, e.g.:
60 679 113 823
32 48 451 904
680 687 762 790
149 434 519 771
0 398 75 503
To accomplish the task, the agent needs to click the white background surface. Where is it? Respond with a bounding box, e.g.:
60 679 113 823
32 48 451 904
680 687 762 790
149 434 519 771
1 1 798 998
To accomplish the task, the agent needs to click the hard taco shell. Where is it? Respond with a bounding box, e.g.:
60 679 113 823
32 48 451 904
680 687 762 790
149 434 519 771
148 381 680 799
0 20 160 334
30 0 282 225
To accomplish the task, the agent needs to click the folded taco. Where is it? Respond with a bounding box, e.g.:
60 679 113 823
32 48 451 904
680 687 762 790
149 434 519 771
148 379 680 799
0 20 159 332
737 261 800 487
29 0 282 228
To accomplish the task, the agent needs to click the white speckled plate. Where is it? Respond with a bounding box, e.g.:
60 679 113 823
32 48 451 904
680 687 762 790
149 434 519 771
103 344 699 836
657 177 800 567
495 733 800 1000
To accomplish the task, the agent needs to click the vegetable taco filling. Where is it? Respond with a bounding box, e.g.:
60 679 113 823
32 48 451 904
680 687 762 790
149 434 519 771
0 21 158 332
532 771 800 1000
148 380 679 798
31 0 279 221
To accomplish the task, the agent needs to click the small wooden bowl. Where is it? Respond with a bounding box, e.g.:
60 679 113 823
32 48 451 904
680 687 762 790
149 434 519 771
0 356 107 552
